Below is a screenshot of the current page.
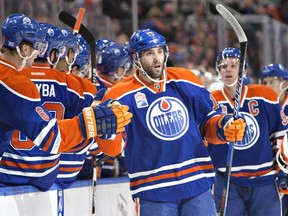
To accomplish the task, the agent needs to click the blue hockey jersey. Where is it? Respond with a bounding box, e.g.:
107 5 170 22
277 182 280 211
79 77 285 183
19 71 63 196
97 67 226 201
0 62 96 191
208 84 287 187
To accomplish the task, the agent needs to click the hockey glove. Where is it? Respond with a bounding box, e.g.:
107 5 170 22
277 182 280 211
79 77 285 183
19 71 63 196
216 114 246 142
78 99 132 139
277 170 288 194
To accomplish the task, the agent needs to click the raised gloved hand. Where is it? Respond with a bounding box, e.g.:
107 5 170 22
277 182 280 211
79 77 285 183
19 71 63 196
277 170 288 194
78 99 133 139
216 114 246 142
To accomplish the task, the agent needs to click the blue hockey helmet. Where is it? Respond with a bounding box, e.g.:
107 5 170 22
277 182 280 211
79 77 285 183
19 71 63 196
38 23 66 62
260 63 288 80
123 41 133 69
129 29 167 55
95 38 114 53
59 28 79 59
73 34 91 78
97 42 131 76
2 13 47 54
216 47 248 72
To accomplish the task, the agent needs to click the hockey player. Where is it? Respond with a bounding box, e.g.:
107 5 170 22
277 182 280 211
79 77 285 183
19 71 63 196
55 27 79 73
0 14 132 190
209 48 287 215
96 29 246 216
260 63 288 116
75 39 132 179
95 39 132 177
260 63 288 216
71 34 92 79
96 39 132 87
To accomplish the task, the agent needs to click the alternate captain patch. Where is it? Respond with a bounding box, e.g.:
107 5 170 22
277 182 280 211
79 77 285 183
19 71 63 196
134 92 148 108
146 97 189 141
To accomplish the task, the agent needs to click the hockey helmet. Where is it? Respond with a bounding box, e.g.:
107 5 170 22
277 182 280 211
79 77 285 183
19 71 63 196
73 34 91 78
38 23 66 61
97 42 131 76
59 28 79 59
260 63 288 80
216 47 248 72
129 29 168 55
2 13 47 54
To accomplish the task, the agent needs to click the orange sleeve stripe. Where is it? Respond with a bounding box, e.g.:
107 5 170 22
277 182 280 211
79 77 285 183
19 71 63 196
42 130 55 152
1 159 59 169
58 167 82 172
231 168 274 178
130 164 214 187
67 139 91 152
89 149 102 155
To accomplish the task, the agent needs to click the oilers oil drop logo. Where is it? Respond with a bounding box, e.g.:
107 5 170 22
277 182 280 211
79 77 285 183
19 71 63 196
234 112 259 150
146 97 189 140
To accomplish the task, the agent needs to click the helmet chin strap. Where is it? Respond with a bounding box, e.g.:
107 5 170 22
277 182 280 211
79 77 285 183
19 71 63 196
16 46 39 71
219 71 246 88
279 80 288 101
224 76 238 87
65 52 78 72
134 52 167 83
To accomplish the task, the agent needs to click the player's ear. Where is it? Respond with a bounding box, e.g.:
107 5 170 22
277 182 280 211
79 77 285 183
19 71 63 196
283 79 288 87
19 43 32 56
132 53 140 66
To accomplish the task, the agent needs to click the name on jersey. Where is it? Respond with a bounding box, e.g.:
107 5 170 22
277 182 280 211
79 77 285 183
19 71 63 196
146 97 189 141
36 83 56 97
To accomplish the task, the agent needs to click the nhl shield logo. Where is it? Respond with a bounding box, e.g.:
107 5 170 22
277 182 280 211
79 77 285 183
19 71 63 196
146 97 189 141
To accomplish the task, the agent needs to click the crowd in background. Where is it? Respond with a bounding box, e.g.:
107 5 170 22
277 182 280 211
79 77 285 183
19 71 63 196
1 1 288 82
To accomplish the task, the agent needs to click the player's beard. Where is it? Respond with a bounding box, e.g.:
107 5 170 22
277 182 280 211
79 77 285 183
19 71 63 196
142 63 164 79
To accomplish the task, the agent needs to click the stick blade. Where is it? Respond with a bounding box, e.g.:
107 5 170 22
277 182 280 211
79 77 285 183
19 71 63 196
58 11 95 44
216 4 247 43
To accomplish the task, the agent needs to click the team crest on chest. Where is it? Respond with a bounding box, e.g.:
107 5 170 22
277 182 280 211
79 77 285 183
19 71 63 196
146 97 189 140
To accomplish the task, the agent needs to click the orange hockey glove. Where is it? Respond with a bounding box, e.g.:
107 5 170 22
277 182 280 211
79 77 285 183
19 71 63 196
216 115 246 142
110 102 133 133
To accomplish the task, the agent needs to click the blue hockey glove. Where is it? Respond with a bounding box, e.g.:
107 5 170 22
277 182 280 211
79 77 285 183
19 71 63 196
78 99 132 139
216 114 246 142
277 170 288 194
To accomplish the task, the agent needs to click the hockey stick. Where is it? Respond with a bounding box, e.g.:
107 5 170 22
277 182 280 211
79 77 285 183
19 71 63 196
55 8 86 216
58 11 104 215
216 4 248 216
73 8 85 34
58 11 97 86
91 155 111 215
